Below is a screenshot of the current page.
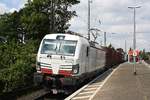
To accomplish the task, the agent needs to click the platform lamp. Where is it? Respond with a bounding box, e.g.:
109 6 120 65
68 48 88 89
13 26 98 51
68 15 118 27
128 6 141 75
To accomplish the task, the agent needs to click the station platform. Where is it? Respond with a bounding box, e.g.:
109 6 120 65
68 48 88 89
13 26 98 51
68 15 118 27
92 62 150 100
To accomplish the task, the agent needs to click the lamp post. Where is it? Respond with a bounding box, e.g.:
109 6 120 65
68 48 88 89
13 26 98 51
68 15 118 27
125 40 127 61
128 6 141 75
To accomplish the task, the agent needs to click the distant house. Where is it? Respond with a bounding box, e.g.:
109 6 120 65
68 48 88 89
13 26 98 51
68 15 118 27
0 36 7 43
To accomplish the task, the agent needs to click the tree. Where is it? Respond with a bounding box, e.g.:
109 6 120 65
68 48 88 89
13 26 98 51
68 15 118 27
0 0 80 41
0 14 11 37
108 44 115 50
140 49 149 60
0 0 80 93
0 11 23 41
20 0 80 40
0 40 37 93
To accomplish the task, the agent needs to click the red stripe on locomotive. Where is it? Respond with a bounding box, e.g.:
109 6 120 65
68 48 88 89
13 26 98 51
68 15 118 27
41 68 52 74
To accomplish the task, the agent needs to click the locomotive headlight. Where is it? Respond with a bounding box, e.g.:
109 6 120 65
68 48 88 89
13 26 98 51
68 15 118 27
72 64 79 74
36 62 41 71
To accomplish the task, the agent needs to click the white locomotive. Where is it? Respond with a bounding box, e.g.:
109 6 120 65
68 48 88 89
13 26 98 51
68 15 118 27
34 33 106 93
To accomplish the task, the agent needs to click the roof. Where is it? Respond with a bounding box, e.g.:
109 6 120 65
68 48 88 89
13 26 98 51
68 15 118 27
43 33 83 41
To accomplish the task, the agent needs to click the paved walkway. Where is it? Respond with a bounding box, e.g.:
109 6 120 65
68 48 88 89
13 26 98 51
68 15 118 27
92 62 150 100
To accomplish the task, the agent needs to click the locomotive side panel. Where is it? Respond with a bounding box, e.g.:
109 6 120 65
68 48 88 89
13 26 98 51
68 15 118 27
87 46 106 73
88 47 97 72
76 38 89 75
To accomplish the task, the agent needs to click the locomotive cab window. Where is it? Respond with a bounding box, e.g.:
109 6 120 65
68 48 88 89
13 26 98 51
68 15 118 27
59 41 77 56
41 39 77 56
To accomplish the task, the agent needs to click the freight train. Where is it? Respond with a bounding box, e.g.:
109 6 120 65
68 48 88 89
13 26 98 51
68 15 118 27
34 33 124 94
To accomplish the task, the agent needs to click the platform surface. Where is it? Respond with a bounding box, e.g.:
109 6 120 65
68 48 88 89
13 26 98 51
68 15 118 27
92 62 150 100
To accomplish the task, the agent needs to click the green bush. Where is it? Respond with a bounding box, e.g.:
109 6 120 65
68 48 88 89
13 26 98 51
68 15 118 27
0 40 38 93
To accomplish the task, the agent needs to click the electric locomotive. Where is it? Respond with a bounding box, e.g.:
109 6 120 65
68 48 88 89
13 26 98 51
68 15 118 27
34 33 106 94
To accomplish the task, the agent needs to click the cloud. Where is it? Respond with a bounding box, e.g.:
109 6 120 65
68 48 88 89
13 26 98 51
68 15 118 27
0 3 8 14
69 0 150 51
0 0 28 13
19 0 28 8
15 0 28 9
0 0 150 51
0 0 28 14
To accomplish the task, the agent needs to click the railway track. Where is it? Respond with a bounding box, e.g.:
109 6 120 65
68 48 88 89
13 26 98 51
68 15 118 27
17 66 117 100
65 68 114 100
17 69 112 100
18 88 67 100
17 89 48 100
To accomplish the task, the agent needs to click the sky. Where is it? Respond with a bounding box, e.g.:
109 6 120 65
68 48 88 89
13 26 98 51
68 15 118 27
0 0 150 52
0 0 27 13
